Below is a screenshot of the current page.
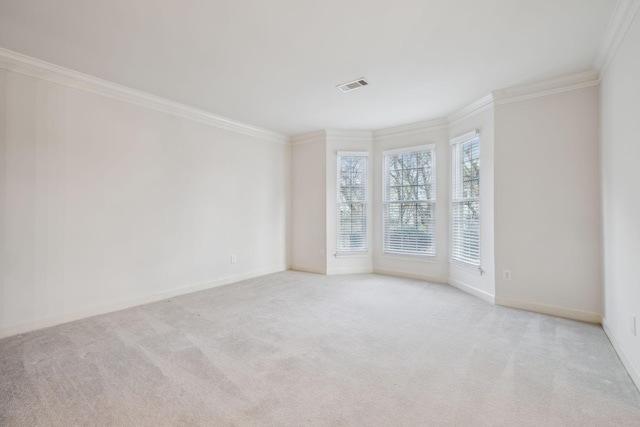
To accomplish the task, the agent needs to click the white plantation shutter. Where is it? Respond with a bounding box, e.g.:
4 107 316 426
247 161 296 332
383 145 436 256
336 153 368 253
451 131 480 266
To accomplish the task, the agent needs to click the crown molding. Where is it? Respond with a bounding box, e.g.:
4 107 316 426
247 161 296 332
356 70 599 141
302 123 446 143
492 70 600 106
447 94 494 125
374 69 598 138
291 130 373 145
325 130 373 142
373 118 448 140
593 0 640 78
291 130 327 145
0 47 291 145
373 93 494 138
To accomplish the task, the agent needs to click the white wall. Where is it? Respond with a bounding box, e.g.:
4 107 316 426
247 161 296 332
600 9 640 388
372 125 450 283
290 134 326 273
494 86 602 322
0 69 290 336
325 132 373 275
448 107 496 302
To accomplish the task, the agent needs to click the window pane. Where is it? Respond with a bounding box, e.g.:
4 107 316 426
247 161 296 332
338 203 366 251
385 150 434 203
451 136 480 266
337 155 368 252
452 201 480 264
384 202 435 256
383 146 436 256
462 139 480 198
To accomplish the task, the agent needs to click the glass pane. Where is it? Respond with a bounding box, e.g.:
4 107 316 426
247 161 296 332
338 155 367 252
462 139 480 198
452 201 480 264
384 149 434 203
384 202 435 256
338 203 367 251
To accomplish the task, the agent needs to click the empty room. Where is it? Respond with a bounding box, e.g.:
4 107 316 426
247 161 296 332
1 0 639 425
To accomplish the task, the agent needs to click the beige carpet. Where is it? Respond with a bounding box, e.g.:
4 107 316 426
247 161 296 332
1 271 639 426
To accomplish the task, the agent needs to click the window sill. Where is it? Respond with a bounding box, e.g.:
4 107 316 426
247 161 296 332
450 259 483 275
334 252 370 258
380 253 440 263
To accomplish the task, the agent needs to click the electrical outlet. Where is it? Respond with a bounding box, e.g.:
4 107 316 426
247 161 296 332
230 254 237 264
503 270 511 281
632 315 637 336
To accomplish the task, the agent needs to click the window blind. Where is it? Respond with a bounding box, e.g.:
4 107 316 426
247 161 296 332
336 153 368 253
383 145 436 256
451 132 480 266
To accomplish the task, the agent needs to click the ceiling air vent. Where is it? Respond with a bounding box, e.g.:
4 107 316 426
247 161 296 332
336 78 369 93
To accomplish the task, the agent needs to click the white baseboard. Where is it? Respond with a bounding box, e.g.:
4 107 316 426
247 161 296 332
289 265 326 274
448 278 495 304
326 267 374 275
495 297 602 324
602 318 640 392
373 268 448 284
0 265 287 339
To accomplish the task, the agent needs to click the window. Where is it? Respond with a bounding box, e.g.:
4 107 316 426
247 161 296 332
451 131 480 266
337 152 368 253
383 145 436 256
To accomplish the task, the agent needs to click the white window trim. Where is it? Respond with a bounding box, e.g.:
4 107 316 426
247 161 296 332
381 144 435 156
450 130 481 269
337 151 370 157
382 143 437 258
336 151 369 255
450 258 484 275
334 252 370 259
380 253 441 264
449 130 479 146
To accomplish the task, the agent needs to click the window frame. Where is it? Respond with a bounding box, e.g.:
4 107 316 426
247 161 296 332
336 151 369 255
382 144 437 258
450 130 481 268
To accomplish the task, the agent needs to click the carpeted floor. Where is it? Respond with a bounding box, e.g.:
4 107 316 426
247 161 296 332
1 271 639 426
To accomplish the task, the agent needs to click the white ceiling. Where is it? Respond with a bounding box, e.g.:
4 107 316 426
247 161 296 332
0 0 616 136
